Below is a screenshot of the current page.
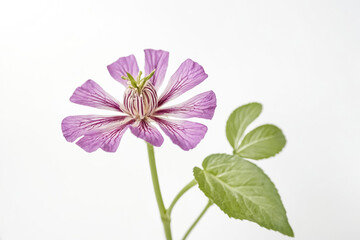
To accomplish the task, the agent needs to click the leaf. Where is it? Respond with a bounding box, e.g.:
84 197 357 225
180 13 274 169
193 154 294 237
236 124 286 160
226 103 262 150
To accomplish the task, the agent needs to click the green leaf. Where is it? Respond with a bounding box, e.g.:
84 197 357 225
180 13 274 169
193 154 294 237
226 103 262 150
236 124 286 160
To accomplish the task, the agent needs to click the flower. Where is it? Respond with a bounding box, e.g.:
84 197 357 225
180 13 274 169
61 49 216 152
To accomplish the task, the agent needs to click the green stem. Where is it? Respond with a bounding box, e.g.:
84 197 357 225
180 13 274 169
167 179 197 217
182 200 213 240
146 142 172 240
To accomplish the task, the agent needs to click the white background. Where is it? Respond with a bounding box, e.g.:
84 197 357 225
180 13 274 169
0 0 359 239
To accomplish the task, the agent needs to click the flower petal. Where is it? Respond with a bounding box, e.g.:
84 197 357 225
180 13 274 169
129 120 164 147
153 117 208 151
61 115 128 142
144 49 169 90
77 125 131 153
155 91 216 120
70 80 122 111
107 55 139 87
158 59 208 107
62 115 133 152
74 118 133 153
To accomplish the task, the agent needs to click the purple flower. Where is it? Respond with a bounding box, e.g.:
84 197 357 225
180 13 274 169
62 49 216 152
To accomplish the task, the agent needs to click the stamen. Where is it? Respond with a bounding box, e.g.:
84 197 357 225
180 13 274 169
137 71 143 83
122 69 156 95
139 69 156 90
126 72 138 88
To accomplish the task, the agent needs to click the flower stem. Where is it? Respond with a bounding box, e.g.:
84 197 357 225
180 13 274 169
182 199 213 240
146 142 172 240
167 179 197 217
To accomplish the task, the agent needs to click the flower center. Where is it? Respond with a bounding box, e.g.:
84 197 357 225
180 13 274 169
122 70 158 120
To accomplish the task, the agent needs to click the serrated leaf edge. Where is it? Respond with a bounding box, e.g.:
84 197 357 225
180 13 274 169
193 156 294 237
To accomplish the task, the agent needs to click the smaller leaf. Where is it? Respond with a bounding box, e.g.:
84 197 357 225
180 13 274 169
226 103 262 150
236 124 286 160
194 154 294 237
